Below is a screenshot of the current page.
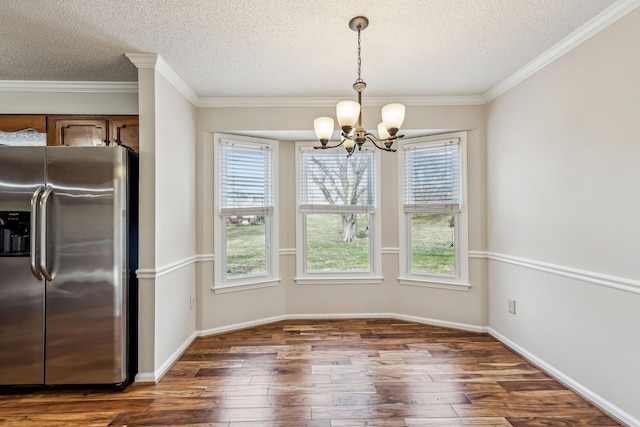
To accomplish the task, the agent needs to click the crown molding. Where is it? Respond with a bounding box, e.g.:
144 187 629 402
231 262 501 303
0 80 138 93
482 0 640 103
195 95 486 108
154 56 199 105
124 52 160 69
125 52 199 106
0 79 479 106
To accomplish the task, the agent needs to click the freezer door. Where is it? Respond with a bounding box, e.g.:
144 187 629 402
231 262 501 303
44 147 129 385
0 147 46 385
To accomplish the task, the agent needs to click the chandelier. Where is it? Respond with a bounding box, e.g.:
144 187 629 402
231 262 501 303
313 16 405 157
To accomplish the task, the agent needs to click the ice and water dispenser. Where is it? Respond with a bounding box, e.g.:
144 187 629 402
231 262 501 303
0 211 30 256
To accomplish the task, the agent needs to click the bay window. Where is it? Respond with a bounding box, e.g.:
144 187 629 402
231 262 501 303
296 144 381 283
399 132 468 289
214 134 278 291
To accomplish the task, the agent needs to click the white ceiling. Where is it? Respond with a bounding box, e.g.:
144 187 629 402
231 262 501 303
0 0 623 100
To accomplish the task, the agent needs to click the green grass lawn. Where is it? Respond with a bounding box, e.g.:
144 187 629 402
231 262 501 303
410 213 455 276
226 220 266 277
224 214 371 277
306 214 369 271
224 213 455 277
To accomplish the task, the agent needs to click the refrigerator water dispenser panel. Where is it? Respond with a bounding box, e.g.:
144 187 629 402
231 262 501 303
0 211 30 256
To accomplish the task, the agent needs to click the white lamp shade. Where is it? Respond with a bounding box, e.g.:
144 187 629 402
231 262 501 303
343 138 355 149
314 117 334 142
381 103 405 132
336 100 360 130
377 122 390 140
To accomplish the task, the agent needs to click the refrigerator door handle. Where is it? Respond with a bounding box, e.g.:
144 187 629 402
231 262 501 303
30 185 45 281
38 187 54 281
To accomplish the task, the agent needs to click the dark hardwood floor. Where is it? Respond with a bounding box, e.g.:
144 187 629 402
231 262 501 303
0 319 621 426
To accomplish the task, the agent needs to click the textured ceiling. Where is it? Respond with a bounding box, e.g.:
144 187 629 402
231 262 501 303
0 0 619 98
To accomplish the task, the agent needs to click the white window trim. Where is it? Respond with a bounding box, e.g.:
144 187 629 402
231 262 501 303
397 131 469 290
294 141 382 285
213 133 279 291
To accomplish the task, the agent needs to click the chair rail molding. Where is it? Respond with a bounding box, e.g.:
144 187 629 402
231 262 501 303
470 251 640 295
136 255 201 279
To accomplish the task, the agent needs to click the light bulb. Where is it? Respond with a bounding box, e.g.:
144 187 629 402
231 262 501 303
381 103 405 136
336 100 360 134
343 138 356 155
314 117 334 145
377 122 390 140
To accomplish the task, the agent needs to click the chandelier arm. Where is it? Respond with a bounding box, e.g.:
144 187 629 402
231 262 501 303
313 139 346 150
365 134 397 152
363 132 383 143
364 132 405 144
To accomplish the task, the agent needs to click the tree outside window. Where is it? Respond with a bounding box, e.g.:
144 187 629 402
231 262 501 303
299 148 375 273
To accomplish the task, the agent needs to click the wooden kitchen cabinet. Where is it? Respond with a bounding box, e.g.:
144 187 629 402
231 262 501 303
0 115 47 133
48 117 109 147
47 115 139 152
110 116 139 152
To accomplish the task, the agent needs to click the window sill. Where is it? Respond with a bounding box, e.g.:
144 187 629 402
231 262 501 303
295 276 384 285
398 277 471 291
213 278 281 294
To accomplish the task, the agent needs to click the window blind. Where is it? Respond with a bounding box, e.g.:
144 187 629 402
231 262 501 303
220 140 273 216
300 148 375 213
403 139 460 212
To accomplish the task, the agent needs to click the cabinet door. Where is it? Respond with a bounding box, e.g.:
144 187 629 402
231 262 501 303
0 115 47 147
0 115 47 133
49 118 109 147
110 117 139 153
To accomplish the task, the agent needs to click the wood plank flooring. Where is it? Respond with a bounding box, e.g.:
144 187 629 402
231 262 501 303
0 319 621 426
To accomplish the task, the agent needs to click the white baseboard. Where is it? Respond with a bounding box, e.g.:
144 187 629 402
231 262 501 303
197 312 485 339
136 331 198 383
134 372 156 383
285 312 395 321
392 313 487 333
489 328 639 427
197 314 289 337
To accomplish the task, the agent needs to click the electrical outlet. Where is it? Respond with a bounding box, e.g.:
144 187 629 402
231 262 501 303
508 299 516 315
190 296 195 310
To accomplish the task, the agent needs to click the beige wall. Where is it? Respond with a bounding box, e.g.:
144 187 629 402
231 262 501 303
196 104 487 331
154 74 197 267
485 7 640 423
133 64 198 380
135 67 156 377
151 72 198 373
0 91 137 115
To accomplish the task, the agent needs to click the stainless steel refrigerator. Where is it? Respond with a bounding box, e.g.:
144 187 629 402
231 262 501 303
0 146 138 388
